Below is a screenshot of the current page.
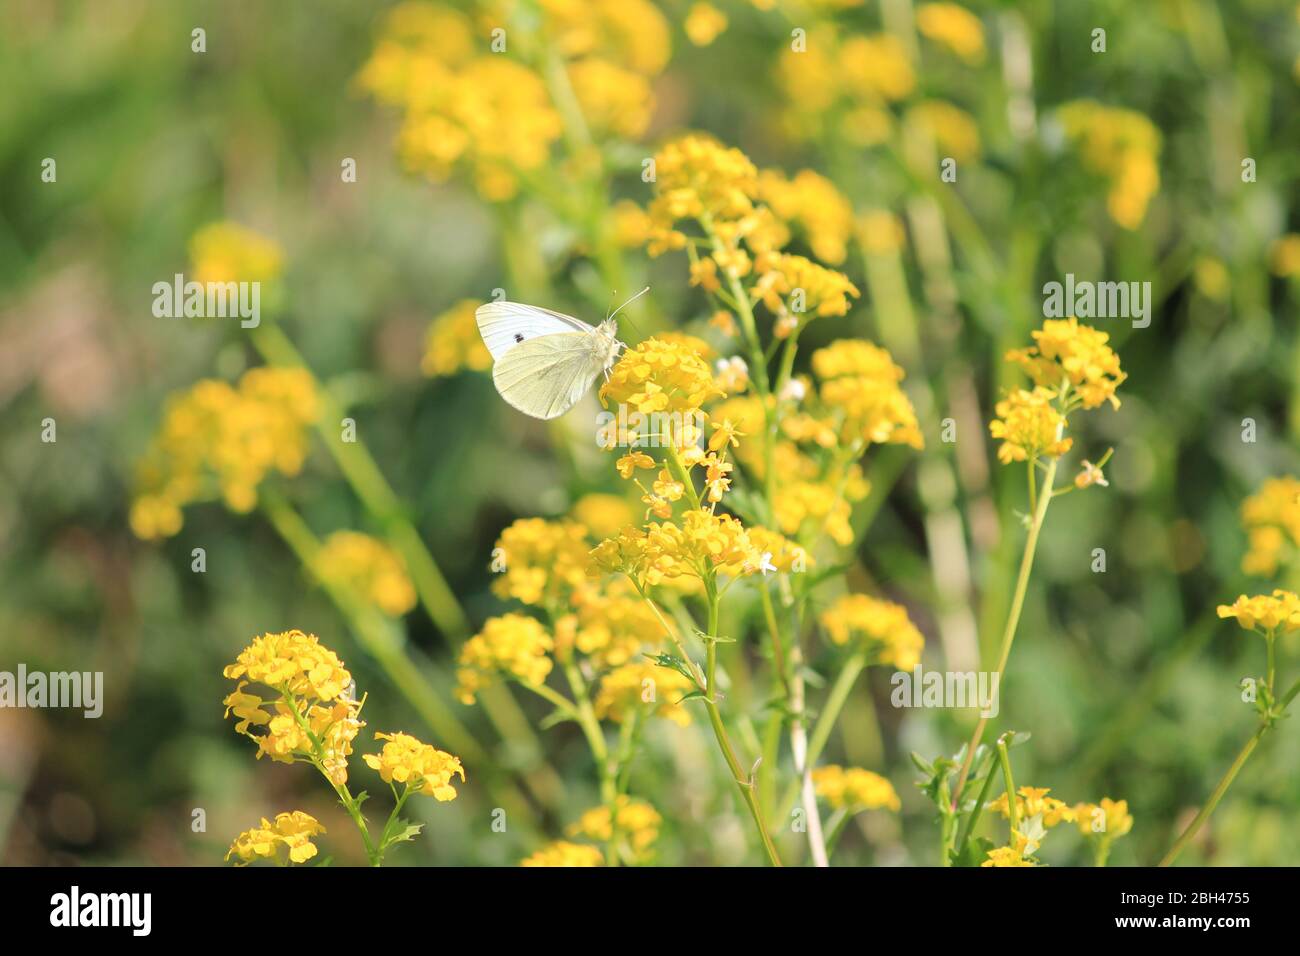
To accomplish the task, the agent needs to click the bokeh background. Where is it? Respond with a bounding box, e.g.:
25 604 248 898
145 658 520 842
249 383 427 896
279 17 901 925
2 0 1299 866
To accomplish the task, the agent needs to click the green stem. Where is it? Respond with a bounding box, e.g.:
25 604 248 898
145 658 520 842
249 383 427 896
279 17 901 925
997 738 1019 834
1158 722 1268 866
702 583 783 866
952 453 1059 804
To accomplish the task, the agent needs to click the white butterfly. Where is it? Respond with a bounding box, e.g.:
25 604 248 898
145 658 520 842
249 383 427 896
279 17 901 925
475 290 646 420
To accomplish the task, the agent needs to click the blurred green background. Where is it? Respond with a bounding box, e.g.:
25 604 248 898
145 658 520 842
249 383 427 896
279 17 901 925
1 0 1298 866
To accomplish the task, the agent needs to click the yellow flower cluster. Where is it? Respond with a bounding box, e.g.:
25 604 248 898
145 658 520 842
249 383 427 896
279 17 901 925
1006 318 1126 409
981 830 1036 867
566 797 662 863
599 337 723 415
568 58 655 139
189 222 284 285
456 613 555 703
224 629 352 700
541 0 671 76
812 340 924 449
778 31 912 144
422 299 492 378
1240 477 1300 577
570 492 638 540
1272 234 1300 277
751 251 861 321
492 518 592 607
758 169 855 265
645 135 759 253
812 765 901 811
915 3 986 64
819 594 925 671
1216 590 1300 635
557 583 665 670
684 2 728 46
363 730 465 800
129 367 319 539
222 631 363 783
747 525 812 573
988 388 1072 464
226 811 325 866
316 531 417 617
520 840 605 867
1057 100 1161 229
907 100 981 163
1073 797 1134 838
590 509 760 586
356 3 561 201
595 660 696 726
989 786 1076 827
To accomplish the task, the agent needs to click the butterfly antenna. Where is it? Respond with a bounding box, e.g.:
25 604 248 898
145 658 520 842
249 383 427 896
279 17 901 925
608 286 650 340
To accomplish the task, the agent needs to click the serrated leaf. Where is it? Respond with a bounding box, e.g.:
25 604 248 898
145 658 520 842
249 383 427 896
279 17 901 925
643 652 699 685
384 820 425 847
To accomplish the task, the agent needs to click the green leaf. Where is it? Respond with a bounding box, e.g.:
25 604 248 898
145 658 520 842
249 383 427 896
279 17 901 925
910 751 935 776
383 820 425 848
693 627 735 644
643 652 699 685
674 689 711 705
950 836 994 868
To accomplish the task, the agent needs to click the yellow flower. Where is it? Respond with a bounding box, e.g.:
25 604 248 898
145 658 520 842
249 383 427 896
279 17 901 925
316 531 417 617
130 368 319 538
988 388 1073 464
590 509 759 585
645 135 759 245
226 811 325 866
559 580 667 670
567 797 662 863
189 222 284 285
819 594 925 670
989 786 1076 828
611 200 652 248
812 765 901 811
1005 318 1126 409
1058 100 1161 229
1073 797 1134 839
746 525 812 573
542 0 671 76
456 614 555 703
570 493 638 541
600 337 723 415
981 834 1036 867
858 209 907 255
520 840 605 867
907 100 981 163
916 3 986 64
1216 590 1300 634
1271 234 1300 277
568 58 655 138
751 252 860 319
813 340 924 449
685 3 728 46
1240 477 1300 576
758 169 854 265
840 34 915 102
492 518 591 606
421 300 492 377
223 629 351 702
595 660 696 726
363 731 464 800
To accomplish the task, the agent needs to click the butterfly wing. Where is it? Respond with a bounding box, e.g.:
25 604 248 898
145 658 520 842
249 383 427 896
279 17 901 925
475 301 595 361
491 331 607 420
